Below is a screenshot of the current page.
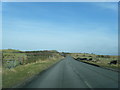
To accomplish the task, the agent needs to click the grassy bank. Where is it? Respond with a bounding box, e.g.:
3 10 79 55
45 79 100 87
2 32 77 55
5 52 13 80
2 57 62 88
2 49 63 88
67 53 119 70
80 60 119 70
0 67 2 89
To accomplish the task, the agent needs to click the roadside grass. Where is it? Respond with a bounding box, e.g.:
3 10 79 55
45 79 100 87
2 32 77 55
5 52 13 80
2 58 62 88
0 51 2 89
2 50 62 68
80 60 119 70
3 52 27 68
0 67 2 89
69 53 119 70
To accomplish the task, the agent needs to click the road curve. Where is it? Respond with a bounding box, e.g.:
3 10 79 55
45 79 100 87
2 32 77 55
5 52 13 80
23 56 118 88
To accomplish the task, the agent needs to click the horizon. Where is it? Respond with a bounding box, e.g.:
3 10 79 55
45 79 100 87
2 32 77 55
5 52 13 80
1 48 118 56
2 2 118 55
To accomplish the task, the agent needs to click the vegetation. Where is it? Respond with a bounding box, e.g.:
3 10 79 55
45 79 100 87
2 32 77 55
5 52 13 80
2 49 63 88
68 53 119 70
2 49 22 53
2 49 62 69
2 58 62 88
1 49 119 88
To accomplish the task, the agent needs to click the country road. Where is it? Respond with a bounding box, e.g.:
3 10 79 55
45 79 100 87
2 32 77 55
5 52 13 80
23 56 119 88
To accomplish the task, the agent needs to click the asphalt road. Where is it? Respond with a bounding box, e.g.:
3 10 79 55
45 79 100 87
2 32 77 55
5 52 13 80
23 56 118 88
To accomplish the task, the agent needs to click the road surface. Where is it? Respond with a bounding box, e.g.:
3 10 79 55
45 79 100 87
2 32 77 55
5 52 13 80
23 56 118 88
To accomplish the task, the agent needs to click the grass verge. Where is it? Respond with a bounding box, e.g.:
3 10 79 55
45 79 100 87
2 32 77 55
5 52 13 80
2 58 62 88
80 60 120 71
0 67 2 89
69 53 119 71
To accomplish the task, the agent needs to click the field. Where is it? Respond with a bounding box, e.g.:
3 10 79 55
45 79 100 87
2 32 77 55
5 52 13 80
2 49 63 88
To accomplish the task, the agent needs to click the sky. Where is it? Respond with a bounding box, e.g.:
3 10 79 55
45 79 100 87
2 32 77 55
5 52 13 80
0 2 2 49
2 2 118 55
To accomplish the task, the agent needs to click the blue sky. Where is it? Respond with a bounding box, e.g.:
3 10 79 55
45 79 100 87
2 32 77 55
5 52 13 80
2 2 118 55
